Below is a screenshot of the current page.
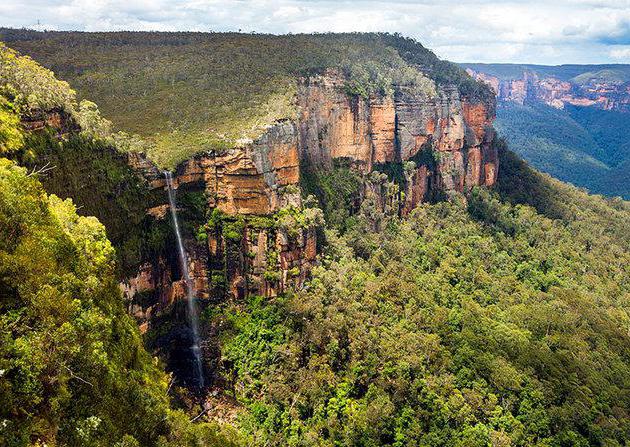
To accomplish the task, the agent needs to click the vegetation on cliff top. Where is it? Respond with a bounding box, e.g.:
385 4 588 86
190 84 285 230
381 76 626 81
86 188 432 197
1 30 491 168
0 42 171 275
0 41 76 113
2 27 629 447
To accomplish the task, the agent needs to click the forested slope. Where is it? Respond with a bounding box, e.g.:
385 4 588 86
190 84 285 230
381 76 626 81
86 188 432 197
495 102 630 199
0 29 488 168
0 33 629 447
0 163 245 446
0 40 241 447
214 146 630 446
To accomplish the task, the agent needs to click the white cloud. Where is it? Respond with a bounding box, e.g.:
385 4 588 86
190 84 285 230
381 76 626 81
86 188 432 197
1 0 629 64
610 46 630 59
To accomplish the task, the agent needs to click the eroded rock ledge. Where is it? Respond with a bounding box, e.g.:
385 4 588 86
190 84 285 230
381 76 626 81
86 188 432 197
160 70 497 216
16 69 498 383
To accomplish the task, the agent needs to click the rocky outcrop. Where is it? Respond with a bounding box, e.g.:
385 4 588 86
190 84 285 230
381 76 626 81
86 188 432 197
168 121 301 215
123 69 498 316
20 108 79 134
121 241 213 334
467 68 630 112
206 224 318 300
298 70 497 209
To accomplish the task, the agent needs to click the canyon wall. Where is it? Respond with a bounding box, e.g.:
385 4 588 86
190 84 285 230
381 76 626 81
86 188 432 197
122 121 317 330
19 69 497 336
16 68 498 385
297 70 497 209
467 68 630 112
122 71 498 321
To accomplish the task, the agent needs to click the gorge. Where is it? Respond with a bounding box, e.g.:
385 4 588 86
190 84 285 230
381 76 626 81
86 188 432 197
462 63 630 198
1 31 629 447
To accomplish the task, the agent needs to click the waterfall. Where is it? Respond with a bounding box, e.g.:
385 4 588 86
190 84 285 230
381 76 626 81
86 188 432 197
164 171 205 389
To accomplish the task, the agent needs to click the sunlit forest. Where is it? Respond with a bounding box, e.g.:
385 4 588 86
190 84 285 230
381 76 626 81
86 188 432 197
212 146 630 446
1 30 629 447
0 29 488 168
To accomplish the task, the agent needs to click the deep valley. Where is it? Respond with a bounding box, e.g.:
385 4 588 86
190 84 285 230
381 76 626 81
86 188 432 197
1 30 629 447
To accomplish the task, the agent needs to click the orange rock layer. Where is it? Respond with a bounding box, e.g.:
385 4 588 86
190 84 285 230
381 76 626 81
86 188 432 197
467 68 630 113
297 71 497 210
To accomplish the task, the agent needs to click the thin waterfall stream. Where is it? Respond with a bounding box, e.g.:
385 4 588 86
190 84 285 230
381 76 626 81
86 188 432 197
164 171 205 389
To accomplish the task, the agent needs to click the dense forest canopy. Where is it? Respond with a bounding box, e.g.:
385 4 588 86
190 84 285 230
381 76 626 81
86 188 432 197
212 146 630 446
0 39 241 447
0 29 490 168
494 102 630 199
0 32 629 447
0 158 247 446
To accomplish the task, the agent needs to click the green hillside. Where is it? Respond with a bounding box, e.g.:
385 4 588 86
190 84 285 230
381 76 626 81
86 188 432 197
495 102 630 199
214 146 630 446
0 29 489 168
0 39 246 447
2 30 629 447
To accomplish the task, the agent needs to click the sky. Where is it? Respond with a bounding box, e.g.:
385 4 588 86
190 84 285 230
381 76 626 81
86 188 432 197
1 0 630 64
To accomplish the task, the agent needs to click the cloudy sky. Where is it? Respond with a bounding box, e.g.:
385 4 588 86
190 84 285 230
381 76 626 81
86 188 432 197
1 0 629 64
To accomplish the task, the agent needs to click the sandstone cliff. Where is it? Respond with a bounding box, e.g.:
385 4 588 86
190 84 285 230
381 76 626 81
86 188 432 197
15 66 497 320
13 65 498 386
14 68 497 383
122 69 498 320
297 70 497 211
466 68 630 112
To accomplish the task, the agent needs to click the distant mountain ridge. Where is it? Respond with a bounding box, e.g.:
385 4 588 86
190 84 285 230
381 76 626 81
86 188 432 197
460 63 630 198
461 63 630 112
461 63 630 82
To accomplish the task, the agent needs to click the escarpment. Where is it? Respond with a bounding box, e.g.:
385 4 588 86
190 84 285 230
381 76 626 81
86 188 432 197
122 69 497 313
12 65 497 388
297 70 497 208
466 67 630 112
12 70 498 312
121 122 318 344
120 70 498 315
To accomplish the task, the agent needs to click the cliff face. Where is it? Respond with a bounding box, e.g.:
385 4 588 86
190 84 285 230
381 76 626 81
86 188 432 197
122 121 316 331
119 71 499 340
17 69 497 328
16 67 497 386
467 68 630 112
297 71 497 208
122 71 497 323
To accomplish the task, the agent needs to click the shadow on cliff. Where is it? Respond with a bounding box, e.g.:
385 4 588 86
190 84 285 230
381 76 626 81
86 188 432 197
145 299 220 394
